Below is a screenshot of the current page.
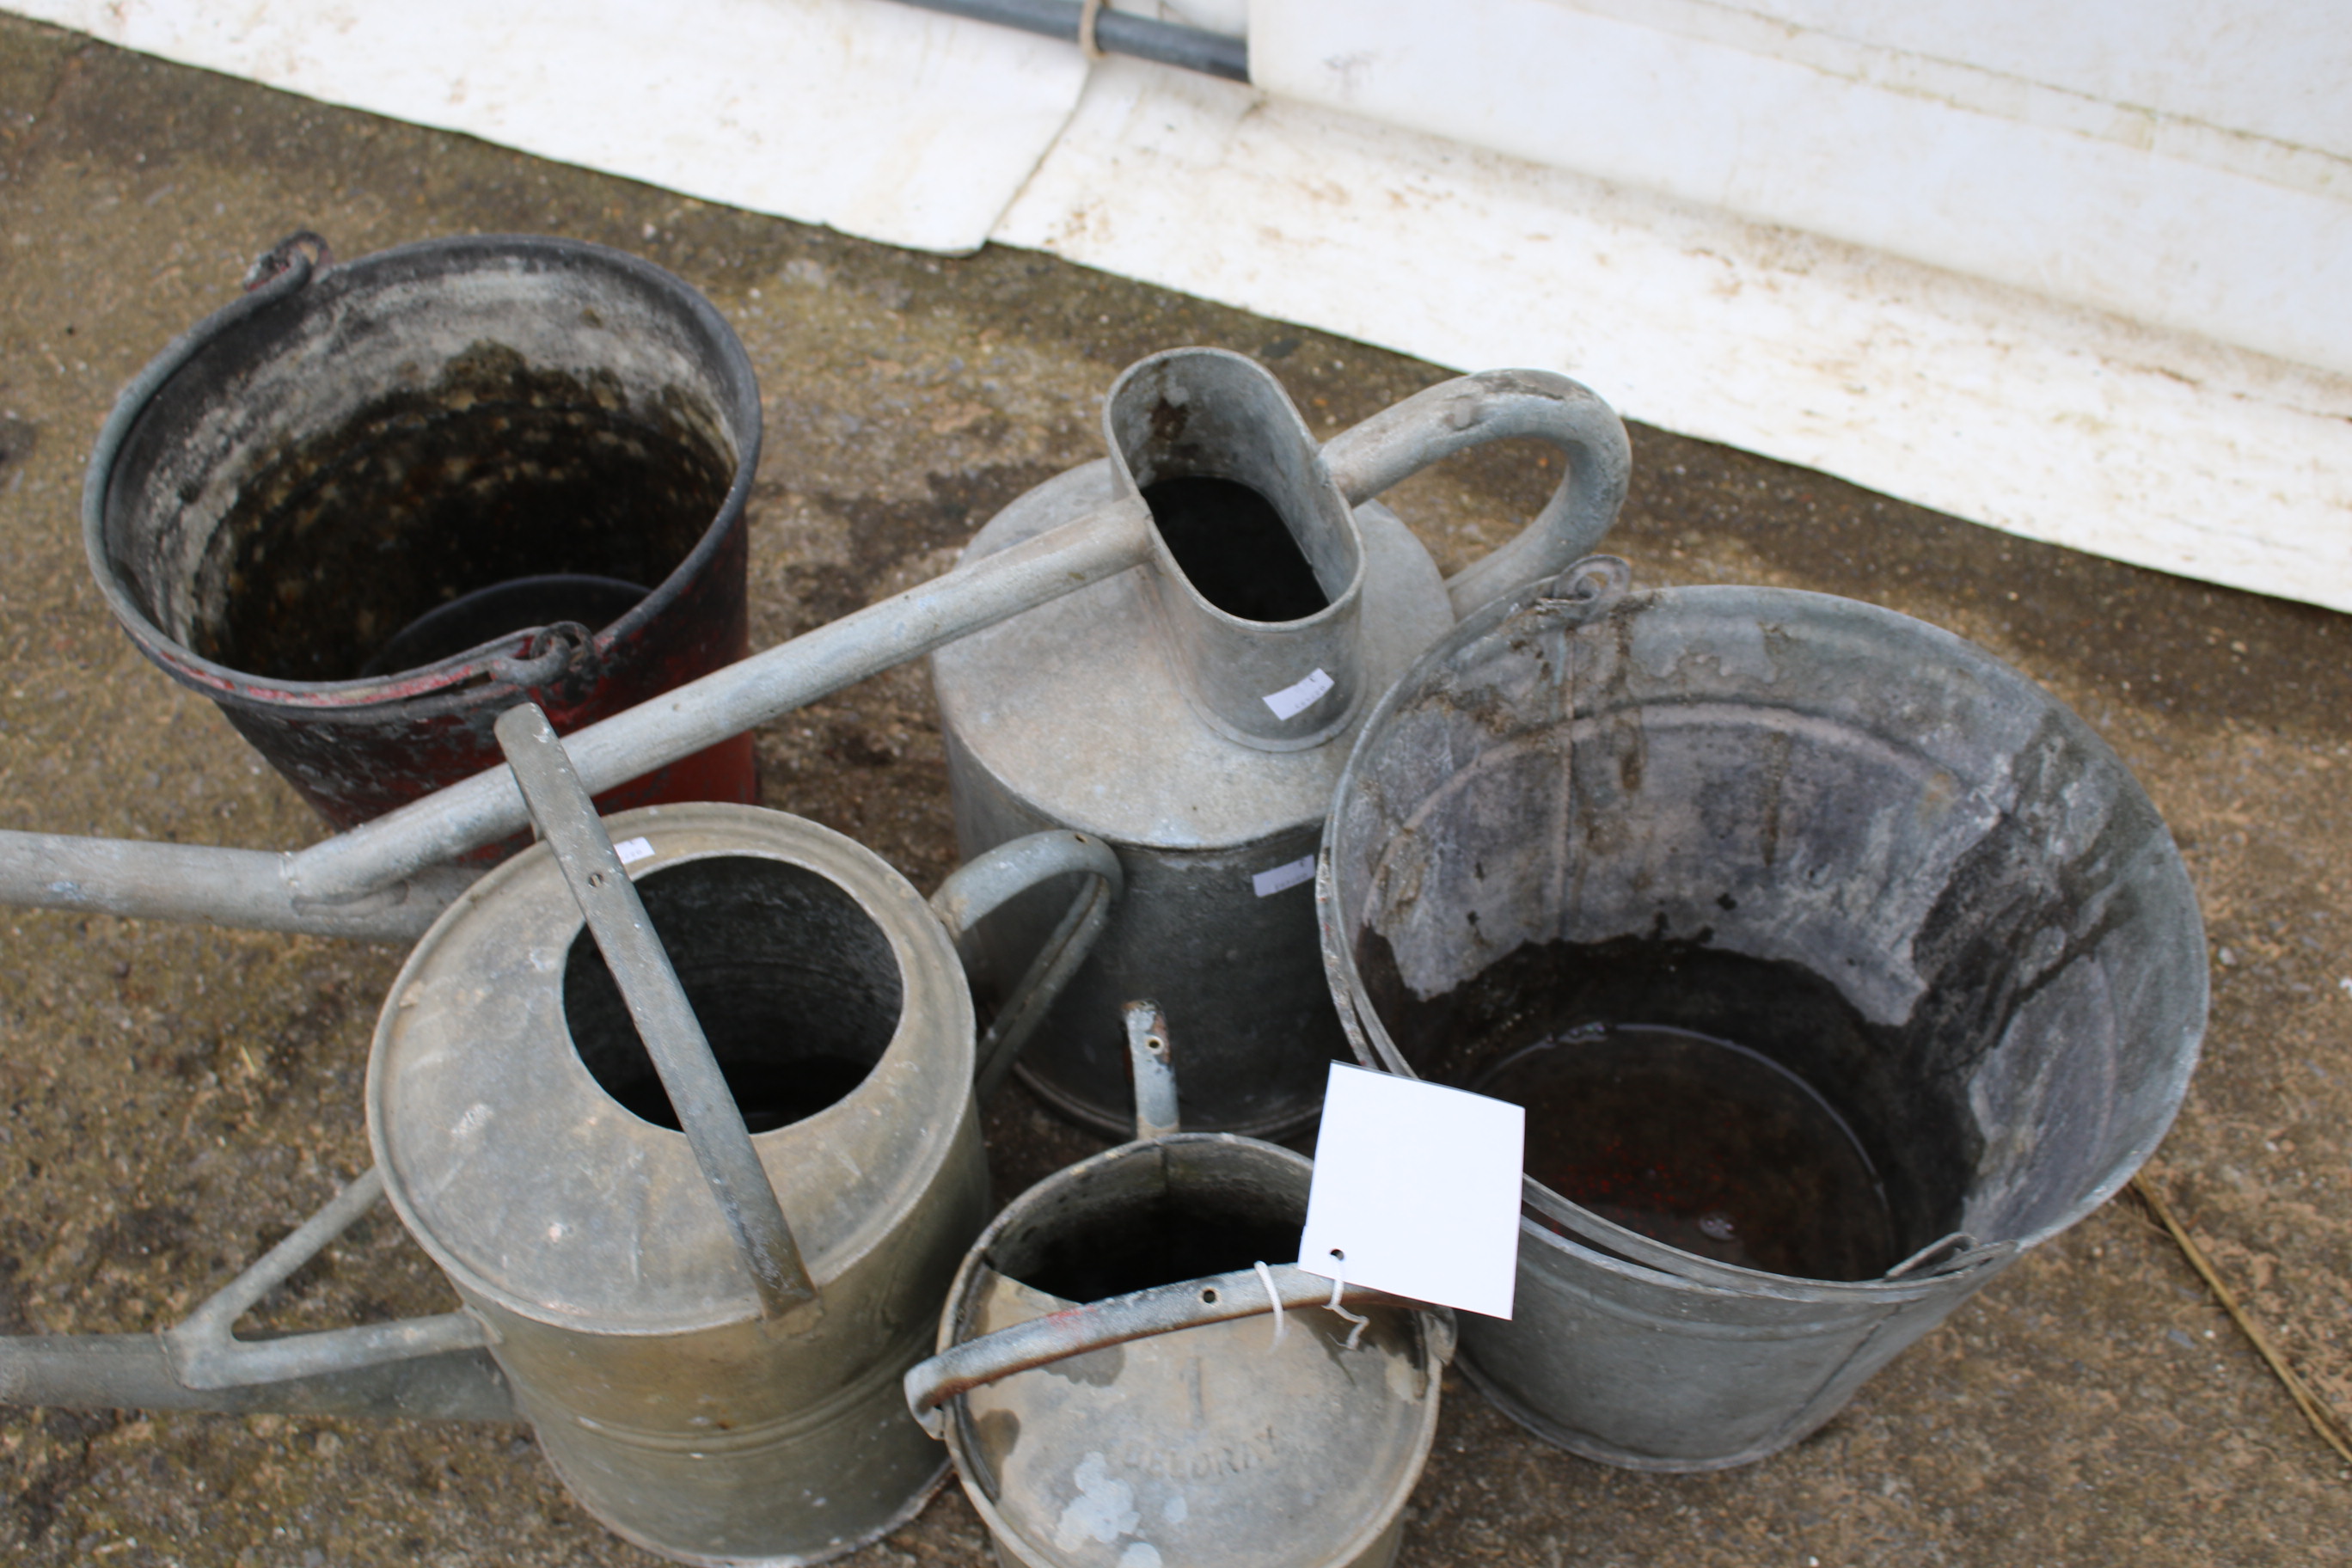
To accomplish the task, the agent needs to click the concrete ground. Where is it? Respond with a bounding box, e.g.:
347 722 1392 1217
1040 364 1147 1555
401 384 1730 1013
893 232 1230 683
2 14 2348 1565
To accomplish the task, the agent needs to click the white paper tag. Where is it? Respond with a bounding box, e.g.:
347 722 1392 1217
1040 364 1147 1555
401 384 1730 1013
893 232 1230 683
1250 853 1317 897
1261 666 1335 720
612 836 656 866
1298 1063 1523 1320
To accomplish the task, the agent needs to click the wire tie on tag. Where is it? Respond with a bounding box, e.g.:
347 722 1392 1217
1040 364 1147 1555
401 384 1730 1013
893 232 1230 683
1321 1249 1369 1351
1077 0 1106 59
1252 1260 1287 1348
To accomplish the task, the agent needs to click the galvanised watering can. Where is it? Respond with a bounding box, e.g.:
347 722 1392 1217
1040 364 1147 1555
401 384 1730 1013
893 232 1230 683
905 1003 1451 1568
932 348 1630 1136
363 705 1119 1563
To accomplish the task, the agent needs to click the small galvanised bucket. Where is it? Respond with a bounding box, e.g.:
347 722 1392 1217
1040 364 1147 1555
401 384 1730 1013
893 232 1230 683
1319 559 2207 1471
903 1005 1450 1568
369 795 1118 1565
84 232 760 830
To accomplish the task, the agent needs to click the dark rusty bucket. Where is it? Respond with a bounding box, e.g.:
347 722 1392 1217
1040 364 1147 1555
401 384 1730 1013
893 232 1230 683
83 232 760 830
1320 558 2207 1470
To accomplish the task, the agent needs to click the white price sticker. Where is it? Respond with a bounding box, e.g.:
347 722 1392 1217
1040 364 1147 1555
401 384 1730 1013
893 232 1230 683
1251 853 1317 897
1298 1063 1524 1320
612 836 656 866
1261 666 1335 720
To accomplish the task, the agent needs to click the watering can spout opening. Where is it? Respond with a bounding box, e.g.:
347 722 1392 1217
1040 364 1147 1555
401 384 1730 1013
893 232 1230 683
1105 347 1371 752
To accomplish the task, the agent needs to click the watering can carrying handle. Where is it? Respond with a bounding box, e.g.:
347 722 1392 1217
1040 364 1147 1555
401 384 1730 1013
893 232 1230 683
929 830 1124 1098
901 1265 1436 1438
1320 369 1633 621
496 703 822 1324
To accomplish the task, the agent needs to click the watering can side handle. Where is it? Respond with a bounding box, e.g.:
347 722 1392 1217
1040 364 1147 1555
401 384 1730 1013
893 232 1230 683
929 830 1124 1098
1319 369 1633 622
902 1265 1413 1437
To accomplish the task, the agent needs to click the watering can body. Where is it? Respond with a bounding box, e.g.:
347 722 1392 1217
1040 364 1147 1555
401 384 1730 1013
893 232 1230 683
369 802 1024 1563
934 349 1630 1136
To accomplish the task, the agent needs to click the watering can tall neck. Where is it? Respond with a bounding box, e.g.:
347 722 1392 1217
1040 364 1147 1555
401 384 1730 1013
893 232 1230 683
1108 349 1367 752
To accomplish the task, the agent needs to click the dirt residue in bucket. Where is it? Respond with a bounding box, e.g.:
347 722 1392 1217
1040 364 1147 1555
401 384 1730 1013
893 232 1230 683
1473 1024 1896 1279
1357 929 1982 1281
994 1188 1302 1304
191 341 732 682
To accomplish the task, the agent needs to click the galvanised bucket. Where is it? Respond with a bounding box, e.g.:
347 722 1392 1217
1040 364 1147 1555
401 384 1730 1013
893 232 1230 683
84 232 760 830
368 795 1118 1564
1319 559 2207 1470
903 1005 1450 1568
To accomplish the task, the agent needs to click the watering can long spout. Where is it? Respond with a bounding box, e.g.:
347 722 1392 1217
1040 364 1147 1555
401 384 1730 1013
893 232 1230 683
0 368 1626 932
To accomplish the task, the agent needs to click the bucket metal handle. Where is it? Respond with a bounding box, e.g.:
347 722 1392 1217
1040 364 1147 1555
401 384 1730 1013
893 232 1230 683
495 702 821 1324
1320 369 1633 621
929 830 1125 1096
1519 1177 2014 1293
901 1264 1427 1438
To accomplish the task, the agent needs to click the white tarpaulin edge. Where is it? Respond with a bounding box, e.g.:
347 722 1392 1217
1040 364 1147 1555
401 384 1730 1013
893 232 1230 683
997 61 2352 614
8 1 2349 611
3 0 1091 254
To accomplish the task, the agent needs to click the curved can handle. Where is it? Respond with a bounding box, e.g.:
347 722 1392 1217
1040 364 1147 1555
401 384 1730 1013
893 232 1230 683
930 830 1124 1096
902 1263 1429 1438
1319 369 1633 621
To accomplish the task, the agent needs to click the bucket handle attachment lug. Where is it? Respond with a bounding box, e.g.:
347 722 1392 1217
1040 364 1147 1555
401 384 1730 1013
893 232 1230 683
1539 554 1634 620
929 830 1124 1099
1319 368 1633 621
496 701 822 1325
903 1264 1424 1438
242 230 334 292
487 621 598 691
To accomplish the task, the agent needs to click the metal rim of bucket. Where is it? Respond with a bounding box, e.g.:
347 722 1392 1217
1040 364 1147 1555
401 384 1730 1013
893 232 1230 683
934 1130 1441 1568
81 232 762 718
1315 567 2207 1302
369 800 976 1332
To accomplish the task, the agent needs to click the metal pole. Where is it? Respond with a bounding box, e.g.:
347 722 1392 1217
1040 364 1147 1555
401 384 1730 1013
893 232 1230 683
883 0 1249 82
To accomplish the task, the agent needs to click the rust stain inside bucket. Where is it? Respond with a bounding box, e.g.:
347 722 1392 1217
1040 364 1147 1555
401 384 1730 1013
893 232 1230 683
192 342 731 682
